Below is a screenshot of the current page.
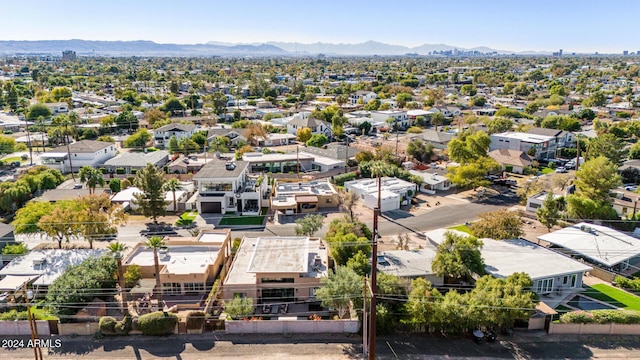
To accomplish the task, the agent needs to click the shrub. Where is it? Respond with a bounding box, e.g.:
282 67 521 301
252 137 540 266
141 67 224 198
109 178 122 193
137 311 178 335
121 179 132 189
99 316 117 334
186 311 206 329
124 265 142 288
2 242 28 255
114 315 133 334
333 171 357 186
615 275 640 292
560 310 640 324
116 168 126 175
146 147 158 152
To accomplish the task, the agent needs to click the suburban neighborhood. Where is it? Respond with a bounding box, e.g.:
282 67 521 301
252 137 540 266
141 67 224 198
2 36 640 359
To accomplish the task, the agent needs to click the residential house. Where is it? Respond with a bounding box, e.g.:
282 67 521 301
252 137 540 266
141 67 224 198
102 150 170 175
167 154 208 174
32 188 93 203
344 177 417 212
377 249 443 287
481 238 592 296
370 110 409 129
525 191 563 212
111 185 190 213
414 129 455 150
424 228 472 247
153 123 197 148
286 116 332 138
409 170 452 194
41 140 116 173
0 249 105 294
537 223 640 274
193 160 267 215
299 143 361 166
430 106 461 117
271 180 339 218
350 90 377 105
256 133 296 147
122 235 230 303
44 102 69 116
489 132 557 160
206 128 247 147
242 152 314 174
610 188 640 218
526 127 574 149
488 148 533 174
222 236 328 306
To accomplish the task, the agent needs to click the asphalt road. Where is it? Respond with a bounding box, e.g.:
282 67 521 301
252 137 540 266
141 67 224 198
2 332 640 359
231 192 520 239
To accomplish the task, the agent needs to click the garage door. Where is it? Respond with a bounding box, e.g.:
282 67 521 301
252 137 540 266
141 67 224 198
201 202 222 213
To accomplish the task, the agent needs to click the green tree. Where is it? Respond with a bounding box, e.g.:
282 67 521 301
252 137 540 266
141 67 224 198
396 92 413 108
403 278 442 330
432 232 485 281
164 178 183 213
76 194 126 249
447 130 491 164
460 84 477 96
145 236 166 304
133 164 168 224
295 213 324 237
536 192 560 232
346 250 371 277
168 135 180 153
470 209 523 239
574 156 622 203
328 232 371 266
161 97 186 116
446 157 498 189
296 127 312 142
0 134 16 155
315 266 362 319
630 143 640 160
124 129 151 148
26 103 52 120
78 166 105 195
178 137 200 155
582 91 606 107
587 133 626 165
358 121 372 135
109 178 122 193
224 297 254 319
38 201 82 249
484 117 513 134
430 112 445 131
115 111 139 131
407 139 434 163
209 92 228 116
306 134 328 148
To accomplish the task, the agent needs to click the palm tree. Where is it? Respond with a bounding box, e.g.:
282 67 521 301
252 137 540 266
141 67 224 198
339 189 357 222
369 160 395 210
78 166 105 194
145 236 166 305
163 178 183 213
108 241 129 310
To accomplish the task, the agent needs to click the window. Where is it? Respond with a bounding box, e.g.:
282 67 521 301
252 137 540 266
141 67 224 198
183 282 205 293
571 274 577 288
261 278 294 284
536 278 554 293
563 276 568 285
162 282 181 295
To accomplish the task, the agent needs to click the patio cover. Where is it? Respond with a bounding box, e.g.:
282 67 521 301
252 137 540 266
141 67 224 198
295 195 318 203
0 275 38 291
129 278 156 295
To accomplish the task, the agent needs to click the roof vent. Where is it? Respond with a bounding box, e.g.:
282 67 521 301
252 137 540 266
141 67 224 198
225 161 236 170
33 258 47 266
580 225 592 233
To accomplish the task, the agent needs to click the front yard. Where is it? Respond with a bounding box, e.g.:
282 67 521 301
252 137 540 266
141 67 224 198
219 208 268 226
583 284 640 311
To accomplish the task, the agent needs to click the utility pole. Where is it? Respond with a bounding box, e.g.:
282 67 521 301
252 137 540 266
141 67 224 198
362 276 368 359
24 282 43 360
296 145 300 180
24 117 33 166
345 136 349 174
65 123 75 181
369 206 379 360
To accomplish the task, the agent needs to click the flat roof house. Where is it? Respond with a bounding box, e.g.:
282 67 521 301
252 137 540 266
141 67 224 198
193 160 267 215
377 249 443 287
344 177 417 212
242 152 314 174
537 223 640 273
489 132 557 160
409 170 452 194
102 150 170 175
153 123 197 148
271 180 339 218
41 140 116 173
222 236 328 306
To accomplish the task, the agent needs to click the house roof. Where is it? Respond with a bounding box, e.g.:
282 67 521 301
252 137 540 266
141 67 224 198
287 117 327 128
537 223 640 267
619 159 640 172
123 244 221 275
481 238 592 281
0 222 14 239
491 132 555 144
32 189 93 202
46 140 113 154
298 144 360 160
419 129 455 144
154 123 196 132
103 150 169 168
193 160 248 180
488 149 533 167
409 170 448 185
526 127 567 138
377 249 437 278
424 228 471 246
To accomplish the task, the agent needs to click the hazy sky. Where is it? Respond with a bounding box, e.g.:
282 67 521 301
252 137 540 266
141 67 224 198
3 0 638 53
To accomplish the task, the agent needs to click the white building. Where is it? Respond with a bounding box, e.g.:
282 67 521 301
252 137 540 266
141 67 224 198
409 170 452 194
526 191 562 212
286 116 332 138
489 132 557 160
350 91 377 105
111 186 189 212
344 177 417 212
41 140 116 173
193 160 268 215
370 110 409 129
153 123 197 148
44 102 69 115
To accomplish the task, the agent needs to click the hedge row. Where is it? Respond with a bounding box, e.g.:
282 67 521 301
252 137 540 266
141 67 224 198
137 311 178 335
560 310 640 324
99 315 132 335
614 276 640 292
333 171 357 186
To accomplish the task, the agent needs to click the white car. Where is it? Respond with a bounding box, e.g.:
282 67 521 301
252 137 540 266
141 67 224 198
555 167 567 173
625 185 638 191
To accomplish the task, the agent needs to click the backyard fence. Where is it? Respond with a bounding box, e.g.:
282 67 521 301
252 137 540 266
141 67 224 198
549 322 640 335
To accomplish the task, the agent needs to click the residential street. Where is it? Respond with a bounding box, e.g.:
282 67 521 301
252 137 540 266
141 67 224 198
1 332 640 359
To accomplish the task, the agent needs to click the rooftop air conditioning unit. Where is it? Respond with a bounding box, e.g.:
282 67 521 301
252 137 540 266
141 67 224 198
33 258 47 266
580 225 591 233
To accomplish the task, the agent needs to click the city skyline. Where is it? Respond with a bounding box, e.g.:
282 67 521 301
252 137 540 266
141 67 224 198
2 0 639 53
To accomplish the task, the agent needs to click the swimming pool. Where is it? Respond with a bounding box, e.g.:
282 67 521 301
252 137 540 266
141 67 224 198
566 295 617 311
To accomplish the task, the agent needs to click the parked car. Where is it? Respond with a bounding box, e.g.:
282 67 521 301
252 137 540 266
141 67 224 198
555 167 567 173
624 185 638 191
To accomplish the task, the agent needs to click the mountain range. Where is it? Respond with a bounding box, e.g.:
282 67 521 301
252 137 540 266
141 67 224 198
0 39 549 56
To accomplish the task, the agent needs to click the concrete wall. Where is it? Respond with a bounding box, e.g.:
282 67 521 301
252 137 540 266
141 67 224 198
225 319 359 334
0 320 51 336
589 267 617 283
528 317 546 330
58 322 99 336
549 322 640 335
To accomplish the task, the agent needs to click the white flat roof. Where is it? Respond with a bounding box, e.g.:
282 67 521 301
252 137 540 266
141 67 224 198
110 186 185 203
124 244 221 275
481 238 592 281
300 152 343 166
492 132 555 144
0 249 106 286
424 228 471 245
537 223 640 267
225 237 327 285
196 231 229 244
377 249 437 278
242 152 313 162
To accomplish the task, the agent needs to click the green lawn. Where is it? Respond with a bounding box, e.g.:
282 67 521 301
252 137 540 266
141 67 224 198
448 224 473 235
583 284 640 311
1 156 23 163
540 167 555 175
175 211 198 226
219 208 268 226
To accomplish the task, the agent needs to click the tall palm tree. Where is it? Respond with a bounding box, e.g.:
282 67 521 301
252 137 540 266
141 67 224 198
145 236 166 305
163 178 183 213
369 160 394 210
78 166 105 194
108 241 129 310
